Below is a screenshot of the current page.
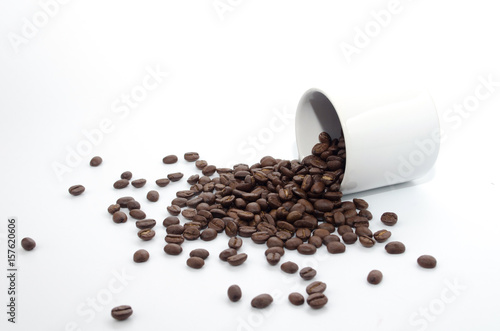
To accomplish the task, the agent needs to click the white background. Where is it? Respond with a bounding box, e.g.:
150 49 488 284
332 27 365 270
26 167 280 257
1 1 500 330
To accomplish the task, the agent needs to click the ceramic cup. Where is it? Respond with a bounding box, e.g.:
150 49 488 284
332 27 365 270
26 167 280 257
295 88 440 195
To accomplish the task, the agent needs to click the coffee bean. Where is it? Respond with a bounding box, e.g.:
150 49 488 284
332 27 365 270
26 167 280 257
333 211 345 226
113 179 129 189
225 220 238 237
355 226 373 238
130 209 146 220
156 178 171 187
289 292 304 306
266 236 284 248
202 165 217 176
307 293 328 309
296 228 311 241
385 241 405 254
342 232 358 244
306 281 327 295
167 224 185 235
112 211 128 223
126 200 141 210
133 249 149 263
359 235 376 248
373 229 391 243
136 219 156 229
208 218 225 232
68 185 85 196
164 244 183 255
190 248 210 260
227 253 248 266
187 174 200 185
381 212 398 226
326 241 346 254
184 152 200 162
195 160 208 170
138 229 155 241
367 270 383 284
21 237 36 251
280 261 298 274
285 238 303 250
200 228 217 241
323 234 340 245
358 209 373 220
121 171 132 180
266 252 281 266
108 204 120 214
251 294 273 309
300 267 317 280
297 243 317 255
353 198 369 210
219 248 238 261
187 256 205 269
163 216 179 227
183 227 200 240
319 131 331 144
165 234 185 245
337 225 353 236
90 156 102 167
227 285 242 302
147 190 159 202
228 237 243 250
163 155 178 164
131 178 146 188
265 247 285 257
116 196 134 208
167 205 181 216
167 172 184 182
111 305 133 321
417 255 437 269
251 231 270 244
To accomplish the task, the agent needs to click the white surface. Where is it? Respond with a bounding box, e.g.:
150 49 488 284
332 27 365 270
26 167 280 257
1 1 500 331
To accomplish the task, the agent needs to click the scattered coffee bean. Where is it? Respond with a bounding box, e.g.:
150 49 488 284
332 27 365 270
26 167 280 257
288 292 304 306
202 165 217 176
68 185 85 196
165 234 185 245
385 241 406 254
90 156 102 167
228 237 243 250
111 305 133 321
155 178 170 187
113 179 129 189
195 160 208 169
112 211 128 223
266 252 281 266
342 232 358 244
281 261 299 274
265 247 285 257
116 196 134 208
131 178 146 188
306 281 327 295
21 237 36 251
184 152 200 162
251 294 273 309
108 204 120 214
219 248 238 261
164 244 183 255
147 190 159 202
307 293 328 309
126 200 141 210
189 248 209 260
136 219 156 229
381 212 398 226
167 205 181 216
137 229 155 241
163 155 178 164
373 229 391 243
200 228 217 241
187 256 205 269
187 174 200 185
168 172 184 182
300 267 317 280
163 216 179 227
121 171 132 180
227 253 248 266
228 284 242 302
367 270 383 284
417 255 437 269
359 235 376 248
130 209 146 220
297 243 317 255
327 241 346 254
353 198 369 210
133 249 149 263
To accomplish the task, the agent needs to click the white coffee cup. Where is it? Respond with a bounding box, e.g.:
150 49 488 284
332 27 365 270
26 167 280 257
295 88 441 195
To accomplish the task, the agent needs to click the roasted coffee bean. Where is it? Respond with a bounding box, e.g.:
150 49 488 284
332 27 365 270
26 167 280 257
138 229 155 241
385 241 405 254
228 285 242 302
90 156 102 167
314 199 334 212
183 227 200 240
367 270 383 284
342 232 358 244
308 235 323 248
21 237 36 251
133 249 149 263
131 178 146 188
172 198 187 207
184 152 200 162
266 252 281 266
359 235 375 248
208 218 225 232
280 261 298 274
136 219 156 229
165 234 185 245
296 228 311 241
116 196 134 208
358 209 373 220
146 190 159 202
202 165 217 176
156 178 171 187
200 228 217 241
251 294 273 309
187 174 200 185
313 228 330 238
333 211 345 226
108 204 121 214
112 211 128 223
381 212 398 226
167 224 185 235
68 185 85 196
181 208 197 220
285 238 303 250
113 179 129 189
355 226 373 238
163 216 180 227
251 231 270 244
306 281 327 295
177 190 195 199
228 237 243 250
227 253 248 266
130 209 146 220
353 198 369 210
111 305 133 321
266 236 284 248
300 267 317 280
163 155 178 164
319 131 332 144
276 231 292 241
186 256 205 269
297 243 317 255
337 225 352 236
167 205 181 216
261 156 277 167
239 226 257 238
126 200 141 210
307 293 328 309
265 247 285 257
323 234 340 245
343 209 358 219
219 248 238 261
195 160 208 170
164 244 183 255
326 241 346 254
417 255 437 269
190 248 210 260
373 229 391 243
289 292 305 306
225 220 238 237
168 172 184 182
121 171 132 180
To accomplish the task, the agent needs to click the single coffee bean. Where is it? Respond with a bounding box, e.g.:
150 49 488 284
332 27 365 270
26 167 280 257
417 255 437 269
297 243 317 255
165 234 185 245
337 225 353 236
208 218 225 232
265 247 285 257
167 205 182 216
163 216 179 227
353 198 369 210
136 219 156 229
130 209 146 220
187 174 200 185
219 248 238 261
373 229 391 243
147 190 159 202
116 196 134 208
228 237 243 250
280 261 298 274
227 285 242 302
306 281 327 295
326 241 346 254
307 293 328 309
319 131 331 144
342 232 358 244
121 171 132 180
163 155 178 164
126 200 141 210
359 209 373 220
251 231 270 244
300 267 317 280
108 204 120 214
227 253 248 266
111 305 133 321
90 156 102 167
385 241 406 254
289 292 305 306
367 270 383 284
195 160 208 170
156 178 171 187
112 211 128 223
167 172 184 182
285 238 303 250
164 244 183 255
137 229 155 241
251 294 273 309
167 224 185 235
21 237 36 251
202 165 217 176
183 227 200 240
355 226 373 238
359 235 376 248
266 252 281 266
184 152 200 162
186 256 205 269
323 234 340 245
381 212 398 226
68 185 85 196
200 228 217 241
131 178 146 188
190 248 210 260
113 179 129 189
133 249 149 263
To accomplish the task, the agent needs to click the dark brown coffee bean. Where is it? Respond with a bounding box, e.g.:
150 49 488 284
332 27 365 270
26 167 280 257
296 228 311 241
239 226 257 238
306 281 327 295
126 200 141 210
172 198 188 207
108 204 121 214
165 234 185 245
133 249 149 263
297 243 317 255
187 256 205 269
113 179 129 189
251 294 273 309
156 178 171 187
121 171 132 180
168 172 184 182
251 231 270 244
319 131 332 144
285 238 303 250
208 218 225 232
90 156 102 167
307 293 328 309
266 236 284 248
373 229 391 243
342 232 358 244
190 248 210 260
163 216 179 227
195 160 208 170
385 241 405 254
300 267 317 280
163 155 178 164
289 292 304 306
417 255 437 269
111 305 133 321
116 196 134 207
333 211 345 226
265 247 285 257
280 261 298 274
200 228 217 241
202 165 217 176
131 178 146 188
308 236 323 248
137 229 155 241
228 285 242 302
358 209 373 220
359 235 375 248
183 227 200 240
181 208 197 220
314 199 334 212
228 237 243 250
326 241 346 254
136 219 156 229
381 212 398 226
112 211 128 223
145 190 159 202
227 253 248 266
167 205 181 216
21 237 36 251
184 152 200 162
225 220 238 237
164 244 183 255
367 270 383 284
130 209 146 220
323 234 340 245
276 231 292 241
167 224 185 235
68 185 85 196
353 198 369 210
219 248 238 261
355 226 373 238
187 174 200 185
266 252 281 266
